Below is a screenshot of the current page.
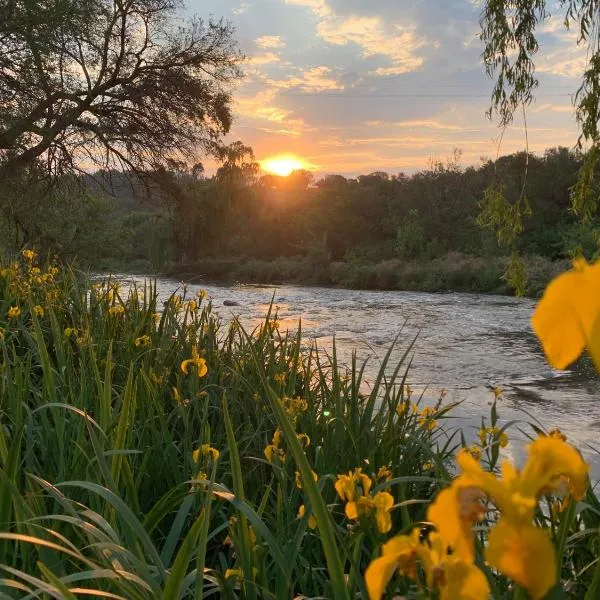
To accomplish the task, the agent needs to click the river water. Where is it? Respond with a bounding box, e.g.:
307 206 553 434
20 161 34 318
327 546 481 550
129 276 600 476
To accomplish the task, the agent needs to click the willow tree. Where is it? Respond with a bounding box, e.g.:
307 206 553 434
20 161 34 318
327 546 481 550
477 1 600 291
0 0 243 179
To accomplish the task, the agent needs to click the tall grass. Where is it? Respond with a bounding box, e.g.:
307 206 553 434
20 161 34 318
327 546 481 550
0 253 597 598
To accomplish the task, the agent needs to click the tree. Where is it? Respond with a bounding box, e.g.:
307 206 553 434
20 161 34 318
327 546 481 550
0 0 243 179
481 0 600 220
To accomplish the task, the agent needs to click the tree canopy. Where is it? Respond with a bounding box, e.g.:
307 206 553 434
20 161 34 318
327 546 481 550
0 0 243 179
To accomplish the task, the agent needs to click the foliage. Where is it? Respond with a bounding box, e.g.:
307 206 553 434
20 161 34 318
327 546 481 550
0 251 598 599
0 0 242 180
481 0 600 227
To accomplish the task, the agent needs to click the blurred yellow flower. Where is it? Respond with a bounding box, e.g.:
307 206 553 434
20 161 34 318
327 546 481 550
108 305 125 316
0 327 5 341
264 428 285 463
296 432 310 447
431 437 588 598
365 529 490 600
487 519 555 600
297 504 317 529
548 427 567 442
224 568 242 580
295 469 318 489
376 466 392 481
33 305 44 318
186 300 198 312
532 257 600 370
180 346 208 377
134 335 151 348
7 306 21 319
64 327 77 338
274 372 285 384
22 249 36 261
193 444 219 463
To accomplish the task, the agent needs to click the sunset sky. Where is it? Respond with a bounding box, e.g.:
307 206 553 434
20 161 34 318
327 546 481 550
191 0 584 176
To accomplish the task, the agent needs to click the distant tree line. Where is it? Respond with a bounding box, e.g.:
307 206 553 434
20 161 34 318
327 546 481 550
1 146 595 286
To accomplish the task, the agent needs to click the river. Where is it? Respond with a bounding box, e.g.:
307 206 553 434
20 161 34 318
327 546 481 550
126 276 600 476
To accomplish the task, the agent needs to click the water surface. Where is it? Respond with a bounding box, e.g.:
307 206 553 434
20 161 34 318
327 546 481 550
128 277 600 476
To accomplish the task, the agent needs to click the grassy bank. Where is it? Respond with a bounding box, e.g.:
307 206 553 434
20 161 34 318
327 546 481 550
117 252 568 298
0 251 598 599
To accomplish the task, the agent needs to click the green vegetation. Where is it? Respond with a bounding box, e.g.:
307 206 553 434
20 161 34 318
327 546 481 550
0 251 598 599
0 147 593 296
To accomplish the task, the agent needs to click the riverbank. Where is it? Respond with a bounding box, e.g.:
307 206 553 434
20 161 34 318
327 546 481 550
1 251 598 598
107 252 568 298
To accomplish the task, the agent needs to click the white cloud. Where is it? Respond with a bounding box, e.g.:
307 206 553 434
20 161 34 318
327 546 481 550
255 35 286 49
365 119 463 131
284 0 331 18
268 66 344 91
317 17 425 74
248 52 281 65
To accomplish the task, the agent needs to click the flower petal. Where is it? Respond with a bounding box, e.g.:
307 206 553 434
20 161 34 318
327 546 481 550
487 519 556 600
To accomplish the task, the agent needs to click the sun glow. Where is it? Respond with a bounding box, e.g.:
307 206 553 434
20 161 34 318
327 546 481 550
261 155 306 177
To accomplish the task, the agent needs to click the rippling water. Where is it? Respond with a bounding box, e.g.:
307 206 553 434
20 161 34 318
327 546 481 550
124 276 600 476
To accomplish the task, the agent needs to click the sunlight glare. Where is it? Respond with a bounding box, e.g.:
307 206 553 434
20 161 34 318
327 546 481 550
261 155 306 177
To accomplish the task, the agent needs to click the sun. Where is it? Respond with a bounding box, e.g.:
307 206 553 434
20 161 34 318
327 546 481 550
261 155 306 177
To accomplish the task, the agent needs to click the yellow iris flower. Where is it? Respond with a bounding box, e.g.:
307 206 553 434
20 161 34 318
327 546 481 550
334 468 372 502
429 436 588 599
180 346 208 377
365 529 490 600
192 444 219 463
7 306 21 318
532 257 600 369
134 335 151 348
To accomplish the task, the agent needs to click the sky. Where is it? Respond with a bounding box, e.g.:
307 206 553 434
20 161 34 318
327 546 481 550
188 0 585 177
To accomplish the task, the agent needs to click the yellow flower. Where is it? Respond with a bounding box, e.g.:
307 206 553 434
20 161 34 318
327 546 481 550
108 305 125 316
487 519 555 599
335 468 372 503
465 445 481 461
372 491 394 533
172 387 183 405
33 305 44 318
7 306 21 319
134 335 151 348
427 479 486 563
396 401 409 416
22 249 36 261
297 504 317 529
274 372 285 384
196 444 219 462
295 469 318 489
186 300 198 312
479 426 508 448
197 289 207 300
376 466 392 481
264 428 286 463
431 438 588 599
224 568 243 580
364 529 490 600
531 257 600 370
296 433 310 447
548 427 567 442
180 346 208 377
64 327 77 338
